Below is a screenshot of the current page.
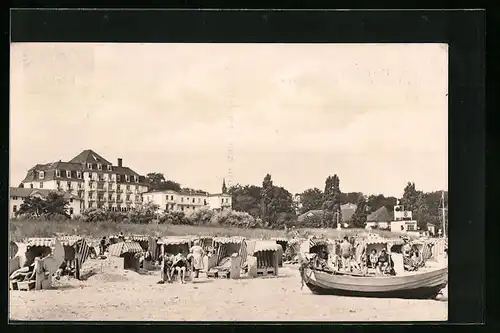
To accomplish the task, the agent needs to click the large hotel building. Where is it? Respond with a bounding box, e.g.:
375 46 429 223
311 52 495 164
19 150 150 212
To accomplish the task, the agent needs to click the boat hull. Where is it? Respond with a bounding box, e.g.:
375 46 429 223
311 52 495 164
304 267 448 299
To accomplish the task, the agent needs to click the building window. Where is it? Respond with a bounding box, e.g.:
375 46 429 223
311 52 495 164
55 169 61 177
66 170 71 178
165 205 169 211
170 204 174 210
87 163 93 169
198 198 201 203
125 175 130 182
69 198 73 203
166 195 169 201
13 205 17 213
181 197 184 202
13 196 18 200
192 198 195 203
107 165 112 171
97 164 102 170
117 175 121 182
204 199 207 205
77 171 82 179
39 182 43 188
134 176 139 183
39 171 45 179
181 206 184 211
30 184 33 188
170 195 174 200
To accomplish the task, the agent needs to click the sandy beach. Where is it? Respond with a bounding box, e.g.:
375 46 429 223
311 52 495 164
9 257 447 322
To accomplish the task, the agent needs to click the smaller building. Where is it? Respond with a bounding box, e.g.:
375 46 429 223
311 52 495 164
142 181 232 213
365 206 393 229
427 223 436 236
390 220 418 233
9 187 83 218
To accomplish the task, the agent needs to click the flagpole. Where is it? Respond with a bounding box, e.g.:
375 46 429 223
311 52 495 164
441 191 446 238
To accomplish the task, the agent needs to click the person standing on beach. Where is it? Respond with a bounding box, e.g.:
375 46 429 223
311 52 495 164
189 240 205 279
340 237 352 272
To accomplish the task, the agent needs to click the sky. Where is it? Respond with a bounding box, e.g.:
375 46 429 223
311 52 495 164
10 43 448 197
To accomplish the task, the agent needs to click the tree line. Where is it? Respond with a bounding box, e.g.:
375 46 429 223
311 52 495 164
13 171 447 232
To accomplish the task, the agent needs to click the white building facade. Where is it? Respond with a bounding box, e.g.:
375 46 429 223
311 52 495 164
143 188 232 213
20 150 149 212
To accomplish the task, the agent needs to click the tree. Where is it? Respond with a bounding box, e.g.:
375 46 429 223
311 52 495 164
228 184 262 217
260 174 274 223
16 192 70 218
267 186 295 228
401 182 434 231
299 188 324 214
322 176 335 228
401 182 419 212
350 195 368 228
366 194 397 213
128 201 159 224
146 172 181 192
338 192 364 205
331 174 342 229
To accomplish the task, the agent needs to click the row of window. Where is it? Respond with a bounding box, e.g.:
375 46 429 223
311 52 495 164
87 163 113 171
89 195 139 201
38 170 140 183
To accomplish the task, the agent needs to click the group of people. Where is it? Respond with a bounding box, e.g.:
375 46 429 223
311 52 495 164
158 239 206 285
316 236 418 275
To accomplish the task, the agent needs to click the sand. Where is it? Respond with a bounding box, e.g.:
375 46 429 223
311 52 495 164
9 257 448 321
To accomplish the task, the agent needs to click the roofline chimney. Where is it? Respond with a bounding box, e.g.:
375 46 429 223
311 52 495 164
117 158 122 167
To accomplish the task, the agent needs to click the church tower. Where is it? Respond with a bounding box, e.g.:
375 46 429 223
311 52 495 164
222 178 227 194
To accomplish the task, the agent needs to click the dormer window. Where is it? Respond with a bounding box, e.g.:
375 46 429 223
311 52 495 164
39 171 45 180
107 165 112 171
87 163 93 170
134 176 139 183
77 171 82 179
97 164 102 170
125 175 130 182
66 170 71 178
55 169 61 177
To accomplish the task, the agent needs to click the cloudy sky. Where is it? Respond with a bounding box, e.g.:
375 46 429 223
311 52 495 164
10 43 448 197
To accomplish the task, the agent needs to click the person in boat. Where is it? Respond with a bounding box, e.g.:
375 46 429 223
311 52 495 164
376 249 393 274
189 239 205 279
401 237 412 258
369 249 379 269
340 237 352 272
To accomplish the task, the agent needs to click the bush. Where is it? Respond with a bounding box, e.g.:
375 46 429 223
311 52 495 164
210 210 256 228
300 215 323 228
158 211 187 225
186 208 215 226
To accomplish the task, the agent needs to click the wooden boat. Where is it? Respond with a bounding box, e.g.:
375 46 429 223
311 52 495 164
302 266 448 299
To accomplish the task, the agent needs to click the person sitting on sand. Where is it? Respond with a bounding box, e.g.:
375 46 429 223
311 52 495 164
157 254 174 284
172 252 188 284
376 249 391 274
189 240 205 279
340 237 352 272
10 262 36 282
369 249 379 269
